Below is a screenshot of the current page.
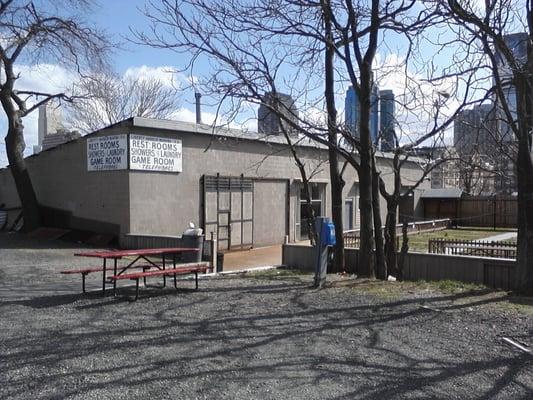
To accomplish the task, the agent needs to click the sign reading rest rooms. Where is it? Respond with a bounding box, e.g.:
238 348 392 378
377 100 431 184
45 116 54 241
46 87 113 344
87 134 182 172
129 134 182 172
87 135 127 171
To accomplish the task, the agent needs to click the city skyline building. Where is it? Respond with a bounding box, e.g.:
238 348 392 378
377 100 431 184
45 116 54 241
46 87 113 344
370 83 379 144
257 92 299 136
453 103 503 194
495 32 528 144
489 32 527 193
345 83 380 144
34 102 81 154
35 102 63 153
379 89 397 152
453 103 499 158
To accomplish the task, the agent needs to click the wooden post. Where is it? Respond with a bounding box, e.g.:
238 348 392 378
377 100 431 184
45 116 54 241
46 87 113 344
493 195 497 231
210 231 217 273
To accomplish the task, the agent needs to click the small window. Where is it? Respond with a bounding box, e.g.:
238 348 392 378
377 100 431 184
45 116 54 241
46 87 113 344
344 199 354 230
300 182 322 201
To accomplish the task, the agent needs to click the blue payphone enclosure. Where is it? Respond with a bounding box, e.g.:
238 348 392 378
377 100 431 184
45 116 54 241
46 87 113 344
321 220 336 246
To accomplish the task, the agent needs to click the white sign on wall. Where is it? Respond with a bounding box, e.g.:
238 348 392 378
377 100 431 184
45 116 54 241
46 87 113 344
129 134 182 172
87 135 127 171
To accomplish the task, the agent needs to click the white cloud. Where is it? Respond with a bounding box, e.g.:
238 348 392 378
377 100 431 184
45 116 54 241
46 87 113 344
169 107 220 125
0 64 195 167
123 65 190 91
372 53 460 146
0 64 75 167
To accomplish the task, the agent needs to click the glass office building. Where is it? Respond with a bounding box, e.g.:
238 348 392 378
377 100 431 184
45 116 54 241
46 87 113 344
345 84 379 144
379 89 397 152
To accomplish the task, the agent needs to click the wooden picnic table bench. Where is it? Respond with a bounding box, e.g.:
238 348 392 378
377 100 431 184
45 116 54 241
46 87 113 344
60 264 160 293
62 247 202 297
109 262 209 300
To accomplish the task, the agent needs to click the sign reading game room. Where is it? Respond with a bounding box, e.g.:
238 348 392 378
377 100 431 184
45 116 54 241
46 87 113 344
87 134 128 171
129 134 182 172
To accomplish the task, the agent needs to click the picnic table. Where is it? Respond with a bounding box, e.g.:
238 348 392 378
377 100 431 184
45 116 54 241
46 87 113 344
62 247 208 300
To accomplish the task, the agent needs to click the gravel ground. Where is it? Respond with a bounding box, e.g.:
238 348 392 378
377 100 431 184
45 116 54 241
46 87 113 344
1 232 532 399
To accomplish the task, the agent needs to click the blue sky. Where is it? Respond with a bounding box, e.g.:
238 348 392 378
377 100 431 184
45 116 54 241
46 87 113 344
93 1 182 72
0 1 203 166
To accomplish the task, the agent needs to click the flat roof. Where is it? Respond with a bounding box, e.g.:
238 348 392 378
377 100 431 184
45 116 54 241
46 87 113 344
129 117 426 165
2 116 426 169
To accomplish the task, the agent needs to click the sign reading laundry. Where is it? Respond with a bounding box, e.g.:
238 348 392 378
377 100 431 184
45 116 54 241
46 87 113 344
87 135 127 171
129 134 182 172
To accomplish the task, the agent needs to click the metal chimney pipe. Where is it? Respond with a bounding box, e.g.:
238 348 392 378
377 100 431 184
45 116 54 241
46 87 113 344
195 92 202 124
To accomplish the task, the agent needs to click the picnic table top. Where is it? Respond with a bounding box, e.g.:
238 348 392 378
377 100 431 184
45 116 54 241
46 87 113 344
74 247 200 259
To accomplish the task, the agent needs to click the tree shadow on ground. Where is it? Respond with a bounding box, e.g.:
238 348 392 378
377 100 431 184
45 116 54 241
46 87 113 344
1 275 532 399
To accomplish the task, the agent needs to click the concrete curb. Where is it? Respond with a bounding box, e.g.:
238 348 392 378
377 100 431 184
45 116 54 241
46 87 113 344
201 264 285 278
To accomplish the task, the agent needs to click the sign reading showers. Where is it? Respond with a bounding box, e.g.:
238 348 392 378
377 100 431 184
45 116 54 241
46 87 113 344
129 134 182 172
87 135 127 171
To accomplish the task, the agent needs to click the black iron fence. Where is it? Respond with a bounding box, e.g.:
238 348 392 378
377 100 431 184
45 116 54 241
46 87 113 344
343 219 450 249
428 238 516 259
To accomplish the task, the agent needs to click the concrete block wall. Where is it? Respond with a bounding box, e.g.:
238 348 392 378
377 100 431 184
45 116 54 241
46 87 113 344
0 118 430 245
282 243 516 290
0 126 131 235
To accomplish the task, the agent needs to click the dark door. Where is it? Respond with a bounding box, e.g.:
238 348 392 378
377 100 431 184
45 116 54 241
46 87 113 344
202 175 253 250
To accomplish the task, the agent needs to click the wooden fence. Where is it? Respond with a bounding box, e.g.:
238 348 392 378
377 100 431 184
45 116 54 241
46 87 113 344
459 196 517 228
428 238 516 259
424 195 517 229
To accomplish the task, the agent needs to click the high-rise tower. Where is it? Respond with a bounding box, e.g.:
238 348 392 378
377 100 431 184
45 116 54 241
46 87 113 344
257 92 299 136
495 32 528 143
345 84 379 144
379 89 397 152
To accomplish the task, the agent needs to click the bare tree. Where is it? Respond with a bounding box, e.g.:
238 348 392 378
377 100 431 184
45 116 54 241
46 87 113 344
438 0 533 291
0 0 110 231
138 0 353 272
139 0 525 285
67 71 180 133
137 0 455 279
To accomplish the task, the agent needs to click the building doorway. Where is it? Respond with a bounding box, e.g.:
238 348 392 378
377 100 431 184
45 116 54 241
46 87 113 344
202 175 254 251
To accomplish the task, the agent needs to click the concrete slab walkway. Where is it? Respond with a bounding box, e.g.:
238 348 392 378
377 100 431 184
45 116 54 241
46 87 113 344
221 245 282 271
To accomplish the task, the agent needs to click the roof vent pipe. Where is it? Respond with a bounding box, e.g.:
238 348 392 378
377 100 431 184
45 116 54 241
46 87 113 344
195 92 202 124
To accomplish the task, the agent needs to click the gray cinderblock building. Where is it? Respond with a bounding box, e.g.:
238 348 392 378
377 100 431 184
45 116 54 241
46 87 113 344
0 117 429 249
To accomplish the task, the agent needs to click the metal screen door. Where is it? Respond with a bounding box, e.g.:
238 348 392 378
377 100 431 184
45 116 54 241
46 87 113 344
202 175 253 250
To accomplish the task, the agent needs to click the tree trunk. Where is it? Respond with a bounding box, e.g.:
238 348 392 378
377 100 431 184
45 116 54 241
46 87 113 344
328 157 346 273
301 178 318 245
372 157 386 280
323 0 345 273
4 114 41 232
514 72 533 293
357 69 375 278
397 221 409 281
384 201 398 278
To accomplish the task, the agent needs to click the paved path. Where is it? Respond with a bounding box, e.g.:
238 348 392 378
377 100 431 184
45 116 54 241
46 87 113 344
482 231 517 242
